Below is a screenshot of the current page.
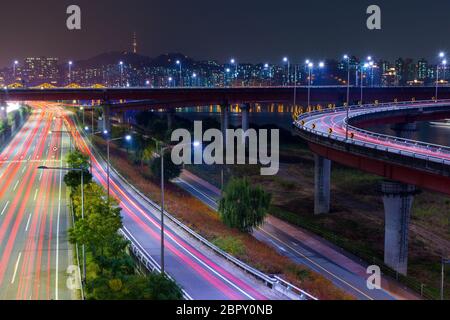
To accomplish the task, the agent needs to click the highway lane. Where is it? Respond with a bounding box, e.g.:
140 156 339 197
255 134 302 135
62 111 286 300
0 106 76 300
173 171 408 300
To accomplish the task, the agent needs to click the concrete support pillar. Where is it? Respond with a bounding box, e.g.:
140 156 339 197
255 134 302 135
220 103 230 143
167 109 175 132
391 122 417 140
241 103 250 147
241 104 249 132
381 181 416 275
102 103 111 133
118 111 127 125
314 154 331 215
0 100 7 120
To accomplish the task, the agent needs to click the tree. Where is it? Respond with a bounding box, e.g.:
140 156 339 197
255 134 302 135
219 177 271 233
70 183 123 258
87 273 183 300
150 150 181 181
121 273 183 300
141 144 156 166
129 134 146 165
64 149 92 190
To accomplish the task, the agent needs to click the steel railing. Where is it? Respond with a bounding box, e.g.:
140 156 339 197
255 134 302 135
294 99 450 166
76 118 317 301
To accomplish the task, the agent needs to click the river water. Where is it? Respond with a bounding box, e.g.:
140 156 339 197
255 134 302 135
174 107 450 148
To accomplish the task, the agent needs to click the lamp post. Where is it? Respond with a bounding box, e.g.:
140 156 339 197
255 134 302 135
436 53 446 101
38 165 87 284
168 77 173 88
306 61 325 109
68 61 73 84
192 73 197 87
307 61 313 108
263 63 271 85
283 57 290 86
360 63 369 104
176 60 182 87
105 134 131 204
119 61 124 87
13 60 18 81
225 68 231 87
158 141 200 274
368 60 375 87
79 106 85 126
344 55 351 139
230 58 238 85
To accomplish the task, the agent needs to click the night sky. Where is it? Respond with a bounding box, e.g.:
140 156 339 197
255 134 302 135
1 0 450 67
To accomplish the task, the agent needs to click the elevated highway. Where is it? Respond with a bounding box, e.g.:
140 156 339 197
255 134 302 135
2 86 450 107
293 100 450 275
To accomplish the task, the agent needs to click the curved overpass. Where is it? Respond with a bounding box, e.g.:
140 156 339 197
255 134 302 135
293 100 450 275
294 100 450 195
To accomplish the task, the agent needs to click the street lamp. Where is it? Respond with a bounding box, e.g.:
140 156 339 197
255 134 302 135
103 134 132 204
344 55 351 139
79 106 85 125
38 165 88 285
306 61 324 109
263 63 272 85
158 141 199 274
176 60 182 87
230 58 238 85
68 61 73 84
192 73 197 87
368 60 375 87
283 57 290 86
119 61 124 87
307 62 314 108
225 68 231 87
168 77 173 88
360 63 369 104
13 60 18 80
436 53 446 101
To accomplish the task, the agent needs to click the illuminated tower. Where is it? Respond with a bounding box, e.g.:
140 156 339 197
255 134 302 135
132 32 137 54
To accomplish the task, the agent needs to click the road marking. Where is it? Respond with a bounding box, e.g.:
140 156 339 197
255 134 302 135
25 212 32 231
34 189 39 201
257 228 374 300
55 133 64 301
22 166 26 174
39 170 43 182
269 239 287 252
11 252 22 284
1 201 10 216
13 180 20 191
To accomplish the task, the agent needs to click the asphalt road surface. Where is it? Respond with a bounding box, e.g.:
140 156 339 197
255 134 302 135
173 170 420 300
0 105 77 300
62 109 286 300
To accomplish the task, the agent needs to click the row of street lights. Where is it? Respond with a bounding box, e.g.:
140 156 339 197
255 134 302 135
8 51 450 89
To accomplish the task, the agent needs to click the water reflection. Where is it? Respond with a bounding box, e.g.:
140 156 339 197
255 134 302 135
176 104 302 131
368 122 450 147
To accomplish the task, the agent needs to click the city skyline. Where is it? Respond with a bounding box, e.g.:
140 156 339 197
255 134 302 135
1 0 450 67
0 50 447 89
